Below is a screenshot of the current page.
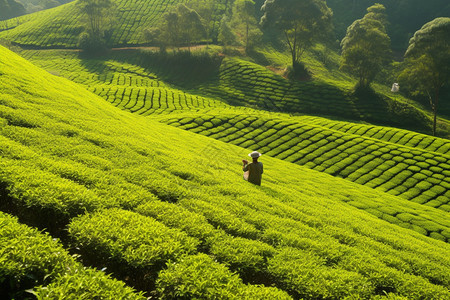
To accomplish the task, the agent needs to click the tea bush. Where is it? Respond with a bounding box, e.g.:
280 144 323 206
0 212 143 299
68 209 199 272
156 253 292 300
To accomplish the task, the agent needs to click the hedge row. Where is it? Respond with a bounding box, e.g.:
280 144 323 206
0 212 144 299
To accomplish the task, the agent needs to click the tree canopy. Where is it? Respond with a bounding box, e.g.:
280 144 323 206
327 0 450 50
76 0 115 52
145 4 205 51
230 0 261 53
340 3 391 89
399 17 450 135
260 0 333 69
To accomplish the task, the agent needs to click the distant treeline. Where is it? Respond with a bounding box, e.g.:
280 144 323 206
326 0 450 50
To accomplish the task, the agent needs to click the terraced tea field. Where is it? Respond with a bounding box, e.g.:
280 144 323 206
1 45 450 299
159 113 450 215
22 50 233 115
20 49 450 241
0 0 229 48
23 49 434 134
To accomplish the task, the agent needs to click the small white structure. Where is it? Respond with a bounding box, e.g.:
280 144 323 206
391 83 399 93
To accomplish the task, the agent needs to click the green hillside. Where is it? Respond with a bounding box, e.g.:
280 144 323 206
17 49 450 222
1 44 450 298
22 48 448 136
159 112 450 213
0 0 229 48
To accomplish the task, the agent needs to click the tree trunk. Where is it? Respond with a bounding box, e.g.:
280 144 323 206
432 88 440 136
245 22 249 53
433 108 437 136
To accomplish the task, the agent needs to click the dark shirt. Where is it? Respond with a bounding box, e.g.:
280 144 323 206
243 162 263 185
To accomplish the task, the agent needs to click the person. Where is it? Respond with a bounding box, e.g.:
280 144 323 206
242 151 263 186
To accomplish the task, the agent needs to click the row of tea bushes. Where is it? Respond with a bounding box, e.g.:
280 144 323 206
298 115 450 156
157 254 292 300
22 51 165 89
196 58 430 131
161 113 450 212
22 50 230 115
0 212 144 299
22 50 432 134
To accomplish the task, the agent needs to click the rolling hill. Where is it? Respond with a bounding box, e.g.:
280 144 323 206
1 0 449 298
1 41 450 300
21 48 449 136
2 0 449 138
0 0 229 48
17 49 450 220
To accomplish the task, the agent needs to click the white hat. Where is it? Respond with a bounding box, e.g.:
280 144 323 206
248 151 262 158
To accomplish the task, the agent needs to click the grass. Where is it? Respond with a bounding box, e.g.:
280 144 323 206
1 44 450 298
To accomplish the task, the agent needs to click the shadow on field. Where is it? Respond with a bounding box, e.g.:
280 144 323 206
352 86 431 133
77 51 109 79
111 49 224 89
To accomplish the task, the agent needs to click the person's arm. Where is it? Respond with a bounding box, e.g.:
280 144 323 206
243 160 249 171
260 162 263 174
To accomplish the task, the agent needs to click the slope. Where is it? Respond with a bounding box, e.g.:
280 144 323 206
0 0 229 48
159 112 450 214
1 46 450 298
19 49 450 224
22 48 442 135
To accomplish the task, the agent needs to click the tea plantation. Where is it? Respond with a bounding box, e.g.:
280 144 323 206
22 49 438 133
159 113 450 212
1 42 450 299
18 48 450 239
0 0 229 48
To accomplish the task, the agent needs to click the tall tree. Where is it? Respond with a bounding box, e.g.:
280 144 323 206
77 0 114 41
178 4 205 51
188 0 215 44
340 4 391 89
218 15 237 50
260 0 332 69
399 17 450 136
231 0 261 53
146 4 205 52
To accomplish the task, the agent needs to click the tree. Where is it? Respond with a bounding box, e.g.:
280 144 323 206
399 17 450 136
230 0 261 53
188 0 216 44
143 27 165 52
340 4 391 89
218 16 237 50
178 4 205 51
145 4 205 52
76 0 115 51
260 0 333 69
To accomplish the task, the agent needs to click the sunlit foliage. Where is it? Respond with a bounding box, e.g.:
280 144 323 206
399 17 450 136
340 4 391 89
